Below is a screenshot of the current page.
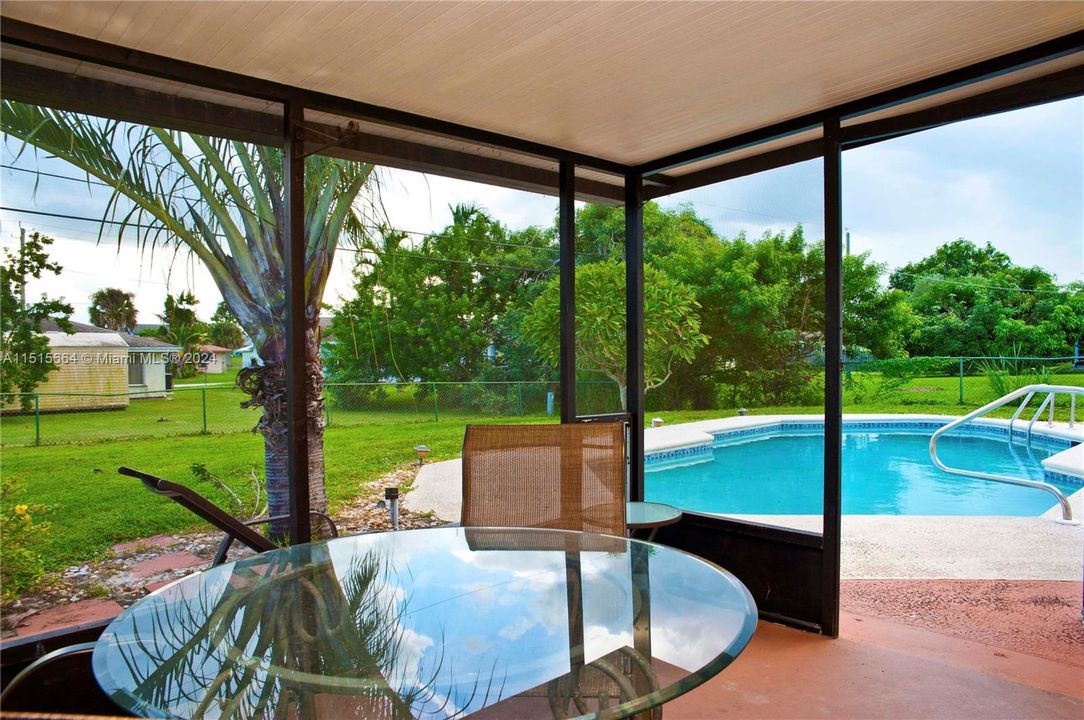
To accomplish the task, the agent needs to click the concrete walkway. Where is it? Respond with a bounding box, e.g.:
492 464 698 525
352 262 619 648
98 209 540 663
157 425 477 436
406 458 1084 580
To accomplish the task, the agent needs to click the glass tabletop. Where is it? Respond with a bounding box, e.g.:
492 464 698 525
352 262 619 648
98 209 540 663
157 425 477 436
625 502 682 529
93 526 757 719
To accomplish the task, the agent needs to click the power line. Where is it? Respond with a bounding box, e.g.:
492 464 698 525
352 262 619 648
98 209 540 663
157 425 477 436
2 164 114 188
339 246 554 275
892 270 1074 294
685 198 822 229
0 205 563 257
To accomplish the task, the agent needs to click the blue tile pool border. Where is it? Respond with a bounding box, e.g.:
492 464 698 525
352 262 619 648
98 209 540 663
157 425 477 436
643 418 1079 475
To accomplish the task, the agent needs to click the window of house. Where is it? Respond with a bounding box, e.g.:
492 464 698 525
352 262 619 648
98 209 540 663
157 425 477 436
128 354 145 385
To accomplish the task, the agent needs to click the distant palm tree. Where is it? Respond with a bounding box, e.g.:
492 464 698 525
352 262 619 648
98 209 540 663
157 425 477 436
164 322 207 379
2 101 377 537
88 287 137 331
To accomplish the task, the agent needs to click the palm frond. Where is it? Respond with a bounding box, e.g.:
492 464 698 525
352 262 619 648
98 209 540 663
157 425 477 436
2 100 377 358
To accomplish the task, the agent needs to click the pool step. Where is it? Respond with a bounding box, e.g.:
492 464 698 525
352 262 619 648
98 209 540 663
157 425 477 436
644 426 714 470
1041 443 1084 487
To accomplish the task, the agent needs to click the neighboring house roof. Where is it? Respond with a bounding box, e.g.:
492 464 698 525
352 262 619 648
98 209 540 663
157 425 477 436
40 319 114 334
134 323 165 334
45 331 127 349
199 344 231 353
119 333 180 352
38 318 126 349
37 320 181 352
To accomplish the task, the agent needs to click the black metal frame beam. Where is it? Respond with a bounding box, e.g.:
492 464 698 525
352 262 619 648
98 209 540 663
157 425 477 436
4 20 1079 200
0 13 1080 635
283 99 311 545
642 140 823 200
636 30 1084 176
559 161 577 423
0 60 624 205
644 61 1083 201
821 115 844 638
840 63 1084 148
625 174 645 502
0 18 628 177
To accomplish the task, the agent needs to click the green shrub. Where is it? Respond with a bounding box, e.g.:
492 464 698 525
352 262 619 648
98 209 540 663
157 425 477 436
979 357 1052 398
715 368 824 408
1 480 52 603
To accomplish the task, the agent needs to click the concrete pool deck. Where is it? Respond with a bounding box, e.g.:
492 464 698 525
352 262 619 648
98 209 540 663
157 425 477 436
406 413 1084 580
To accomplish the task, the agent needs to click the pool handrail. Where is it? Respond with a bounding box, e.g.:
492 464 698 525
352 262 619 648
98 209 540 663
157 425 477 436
929 384 1082 525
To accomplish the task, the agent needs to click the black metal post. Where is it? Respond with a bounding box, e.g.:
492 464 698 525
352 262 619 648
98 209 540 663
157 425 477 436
284 99 312 545
625 174 645 502
821 115 843 637
559 161 577 423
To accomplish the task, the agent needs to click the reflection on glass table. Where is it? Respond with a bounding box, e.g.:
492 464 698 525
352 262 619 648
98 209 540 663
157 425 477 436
93 526 757 719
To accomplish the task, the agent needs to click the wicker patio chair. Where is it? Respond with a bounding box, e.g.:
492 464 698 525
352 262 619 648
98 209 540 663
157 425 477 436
118 467 338 565
461 422 627 537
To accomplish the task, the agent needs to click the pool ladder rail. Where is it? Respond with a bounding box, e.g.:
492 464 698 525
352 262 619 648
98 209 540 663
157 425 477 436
929 384 1082 525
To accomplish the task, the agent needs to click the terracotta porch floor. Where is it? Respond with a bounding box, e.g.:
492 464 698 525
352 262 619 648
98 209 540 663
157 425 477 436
664 611 1082 720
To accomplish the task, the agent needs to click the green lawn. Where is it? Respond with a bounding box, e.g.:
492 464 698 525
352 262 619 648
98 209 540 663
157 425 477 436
0 415 553 571
2 369 1082 576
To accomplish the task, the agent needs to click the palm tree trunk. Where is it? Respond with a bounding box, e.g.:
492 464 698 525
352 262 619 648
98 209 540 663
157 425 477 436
242 327 328 541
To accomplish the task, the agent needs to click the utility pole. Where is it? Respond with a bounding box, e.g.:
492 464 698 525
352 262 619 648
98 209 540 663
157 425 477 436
19 226 26 311
845 229 851 257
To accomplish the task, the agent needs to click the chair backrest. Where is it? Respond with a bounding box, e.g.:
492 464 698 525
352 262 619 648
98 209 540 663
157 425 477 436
461 423 627 535
0 641 132 715
118 467 276 554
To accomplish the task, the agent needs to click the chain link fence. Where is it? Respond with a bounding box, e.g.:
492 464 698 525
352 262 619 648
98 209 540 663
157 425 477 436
840 355 1082 410
2 357 1080 447
0 380 626 447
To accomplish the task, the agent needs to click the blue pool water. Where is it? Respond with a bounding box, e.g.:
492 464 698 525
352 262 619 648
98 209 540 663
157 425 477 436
645 431 1079 516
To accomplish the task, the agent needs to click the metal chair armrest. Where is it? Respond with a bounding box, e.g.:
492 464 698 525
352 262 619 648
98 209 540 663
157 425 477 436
239 512 339 537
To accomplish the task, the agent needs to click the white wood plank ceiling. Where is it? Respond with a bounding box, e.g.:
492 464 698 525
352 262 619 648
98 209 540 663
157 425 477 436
2 1 1082 168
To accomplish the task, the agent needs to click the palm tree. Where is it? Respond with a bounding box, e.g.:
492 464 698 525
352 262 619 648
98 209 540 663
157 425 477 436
164 322 208 379
88 287 137 331
2 101 377 536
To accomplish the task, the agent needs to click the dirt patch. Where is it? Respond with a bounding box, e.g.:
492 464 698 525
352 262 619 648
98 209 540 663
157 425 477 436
841 579 1084 666
2 464 442 639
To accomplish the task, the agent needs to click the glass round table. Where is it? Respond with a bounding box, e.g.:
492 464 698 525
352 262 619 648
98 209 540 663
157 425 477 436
93 526 757 719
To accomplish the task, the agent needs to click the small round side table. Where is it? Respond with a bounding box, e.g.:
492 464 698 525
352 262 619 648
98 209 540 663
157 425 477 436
626 500 682 541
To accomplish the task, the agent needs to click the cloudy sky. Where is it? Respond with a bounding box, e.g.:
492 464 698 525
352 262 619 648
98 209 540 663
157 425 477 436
1 97 1080 325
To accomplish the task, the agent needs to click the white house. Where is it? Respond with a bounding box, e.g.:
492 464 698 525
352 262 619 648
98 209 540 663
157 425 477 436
198 344 231 374
119 332 180 398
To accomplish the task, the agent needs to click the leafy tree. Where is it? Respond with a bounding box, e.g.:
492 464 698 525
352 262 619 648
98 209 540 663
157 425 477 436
0 232 73 410
208 301 245 350
3 102 376 537
889 238 1012 292
895 239 1082 357
327 205 554 385
521 261 707 410
575 205 909 408
88 287 137 331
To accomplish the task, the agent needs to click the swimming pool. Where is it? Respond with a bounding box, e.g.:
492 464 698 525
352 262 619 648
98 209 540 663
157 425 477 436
645 424 1081 516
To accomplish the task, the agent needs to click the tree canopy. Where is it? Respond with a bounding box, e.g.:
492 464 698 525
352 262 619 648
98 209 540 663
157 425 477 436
891 238 1082 357
330 201 918 409
325 204 554 384
0 232 73 409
